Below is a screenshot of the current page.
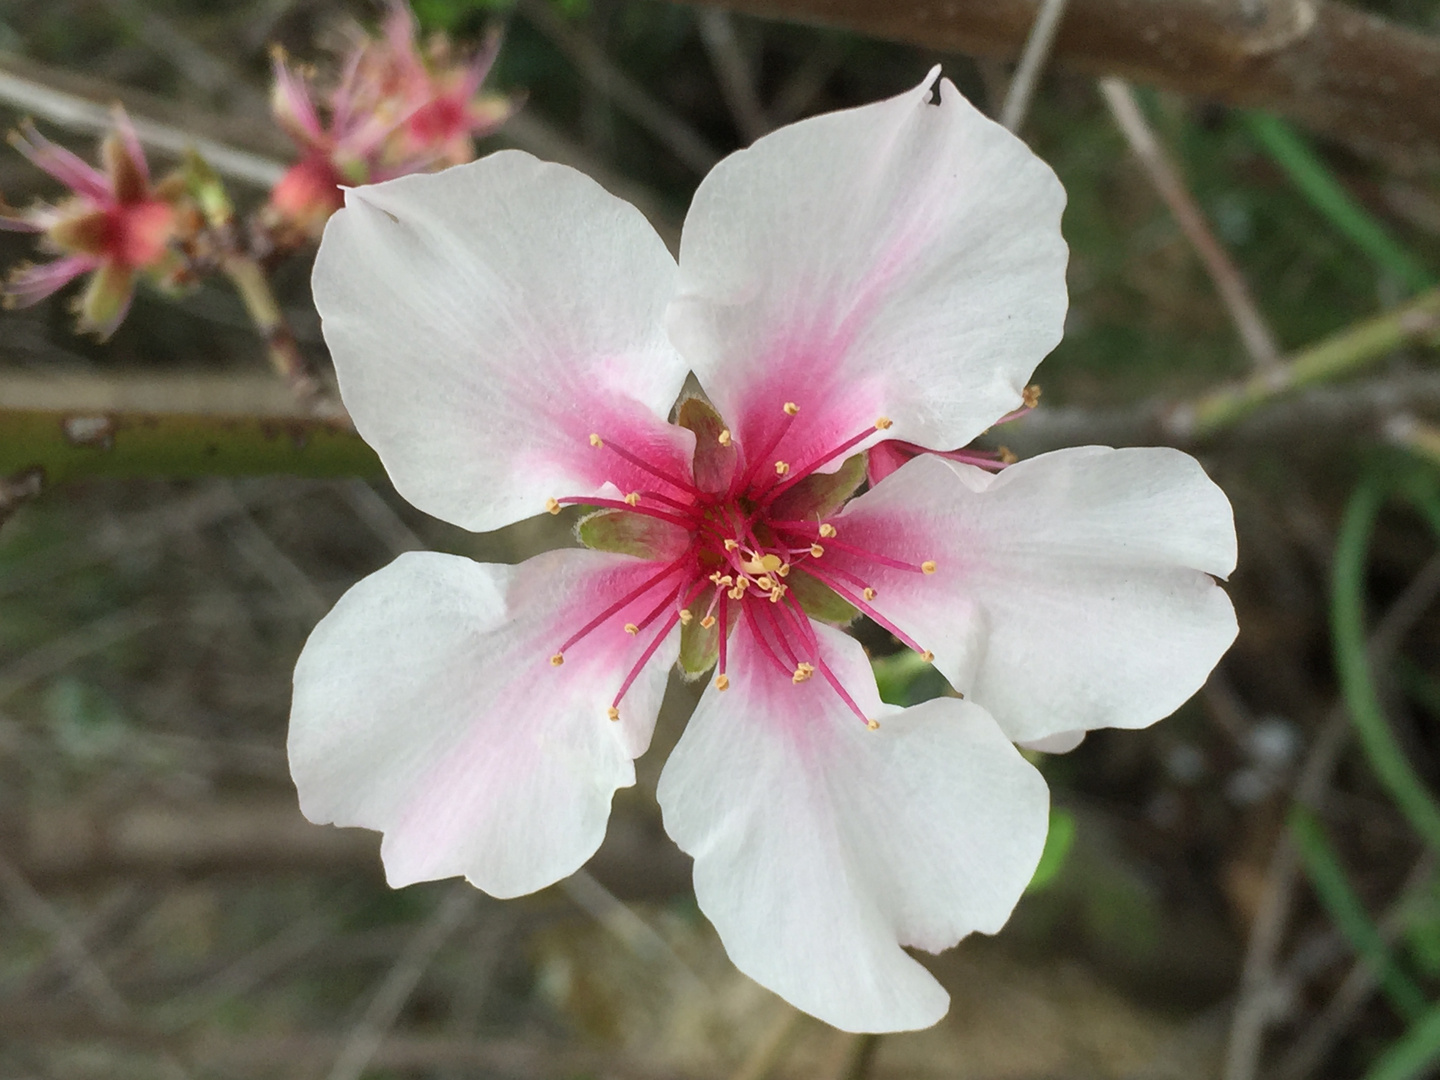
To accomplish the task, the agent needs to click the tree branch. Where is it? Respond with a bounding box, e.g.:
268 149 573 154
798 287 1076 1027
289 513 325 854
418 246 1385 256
667 0 1440 168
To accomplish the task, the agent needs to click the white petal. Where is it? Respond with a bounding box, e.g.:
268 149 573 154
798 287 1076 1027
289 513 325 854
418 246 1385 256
834 448 1238 744
668 69 1067 456
290 549 678 898
1019 729 1086 754
313 152 692 533
657 621 1048 1033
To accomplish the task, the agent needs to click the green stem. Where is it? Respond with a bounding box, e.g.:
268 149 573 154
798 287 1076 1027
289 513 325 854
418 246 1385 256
0 409 379 484
1289 806 1427 1020
1364 1001 1440 1080
1332 473 1440 853
222 255 336 415
1243 113 1435 294
1187 287 1440 436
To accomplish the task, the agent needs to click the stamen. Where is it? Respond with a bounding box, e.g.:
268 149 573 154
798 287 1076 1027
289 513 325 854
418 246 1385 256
589 433 604 447
624 492 640 506
545 498 561 515
590 433 701 496
922 560 937 575
624 623 639 635
921 650 934 662
700 614 716 629
793 661 815 684
774 461 790 476
715 674 730 690
810 544 824 558
863 587 877 601
679 609 693 625
807 534 931 573
783 402 800 416
550 653 564 666
866 718 880 731
609 604 686 715
556 557 686 655
718 429 732 446
800 563 931 658
607 706 620 721
760 417 894 504
819 523 837 538
776 593 875 728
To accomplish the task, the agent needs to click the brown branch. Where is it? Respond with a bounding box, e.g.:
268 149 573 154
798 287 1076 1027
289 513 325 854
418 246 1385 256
669 0 1440 168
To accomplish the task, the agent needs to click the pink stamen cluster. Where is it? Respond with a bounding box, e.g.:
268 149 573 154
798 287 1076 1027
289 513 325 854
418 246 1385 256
548 404 939 729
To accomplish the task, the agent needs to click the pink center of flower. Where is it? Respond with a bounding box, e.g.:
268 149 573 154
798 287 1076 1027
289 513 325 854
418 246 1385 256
106 200 175 268
548 403 938 730
406 93 467 145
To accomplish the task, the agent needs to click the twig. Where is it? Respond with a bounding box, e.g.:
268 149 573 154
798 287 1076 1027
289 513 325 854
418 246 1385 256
697 10 770 142
326 885 480 1080
1099 77 1281 372
0 58 284 187
1174 286 1440 438
0 852 130 1023
1222 549 1440 1080
221 255 343 420
998 0 1071 132
515 0 720 174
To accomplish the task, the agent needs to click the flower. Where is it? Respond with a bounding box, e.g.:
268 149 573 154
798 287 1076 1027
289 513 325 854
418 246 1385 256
1 108 183 339
265 1 512 240
291 70 1238 1033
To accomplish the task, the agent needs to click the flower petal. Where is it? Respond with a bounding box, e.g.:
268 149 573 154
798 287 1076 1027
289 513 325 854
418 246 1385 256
312 152 693 533
832 448 1238 744
290 548 680 898
668 68 1067 467
657 620 1049 1032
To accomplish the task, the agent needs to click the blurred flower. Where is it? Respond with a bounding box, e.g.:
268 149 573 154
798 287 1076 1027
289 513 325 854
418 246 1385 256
1 109 184 339
290 71 1238 1033
264 1 513 241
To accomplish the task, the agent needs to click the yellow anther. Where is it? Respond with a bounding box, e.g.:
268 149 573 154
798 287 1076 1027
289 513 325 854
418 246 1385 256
700 614 716 629
678 609 694 625
818 523 836 538
777 563 791 578
736 576 751 590
550 653 564 666
783 401 799 416
715 674 730 691
922 560 937 575
607 706 620 721
756 576 774 591
769 584 786 603
589 433 603 447
624 491 641 506
810 543 824 558
866 718 880 731
875 417 893 430
545 497 562 515
1023 384 1042 409
863 587 877 601
728 587 745 600
624 622 640 635
774 461 790 476
758 553 782 573
920 650 935 663
792 662 815 684
723 538 739 552
718 429 732 446
999 446 1017 465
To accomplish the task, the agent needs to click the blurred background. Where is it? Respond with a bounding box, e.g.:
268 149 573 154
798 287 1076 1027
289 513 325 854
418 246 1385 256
3 0 1440 1076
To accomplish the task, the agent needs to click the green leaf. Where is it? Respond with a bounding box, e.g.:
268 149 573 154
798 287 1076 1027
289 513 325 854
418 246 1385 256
1026 807 1076 893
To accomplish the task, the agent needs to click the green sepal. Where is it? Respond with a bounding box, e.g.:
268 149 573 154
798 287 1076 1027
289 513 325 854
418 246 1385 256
678 613 719 677
183 150 233 228
788 569 859 625
676 396 737 493
769 452 867 521
576 508 688 559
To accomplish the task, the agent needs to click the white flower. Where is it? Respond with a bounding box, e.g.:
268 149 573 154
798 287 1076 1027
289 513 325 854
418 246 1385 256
291 68 1238 1033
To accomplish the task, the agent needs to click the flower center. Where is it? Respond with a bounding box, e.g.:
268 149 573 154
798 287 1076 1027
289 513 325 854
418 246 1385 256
548 401 937 730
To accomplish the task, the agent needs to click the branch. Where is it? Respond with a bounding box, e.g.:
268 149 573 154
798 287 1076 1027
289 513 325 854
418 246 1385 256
669 0 1440 168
